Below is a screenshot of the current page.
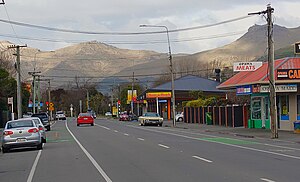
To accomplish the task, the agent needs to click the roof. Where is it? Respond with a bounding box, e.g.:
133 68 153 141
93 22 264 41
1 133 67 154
218 57 300 89
149 75 223 93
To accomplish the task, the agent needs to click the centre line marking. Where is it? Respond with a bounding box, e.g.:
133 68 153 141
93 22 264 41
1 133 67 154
95 124 111 130
138 138 145 141
158 144 170 149
124 133 129 136
192 155 213 163
66 121 112 182
27 149 42 182
260 178 275 182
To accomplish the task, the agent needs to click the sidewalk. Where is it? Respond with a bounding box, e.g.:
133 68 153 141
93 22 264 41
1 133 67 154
163 120 300 144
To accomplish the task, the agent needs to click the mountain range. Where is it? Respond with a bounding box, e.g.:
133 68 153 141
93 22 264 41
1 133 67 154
1 24 299 93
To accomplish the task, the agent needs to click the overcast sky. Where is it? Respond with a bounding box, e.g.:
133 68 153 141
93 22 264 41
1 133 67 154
0 0 300 54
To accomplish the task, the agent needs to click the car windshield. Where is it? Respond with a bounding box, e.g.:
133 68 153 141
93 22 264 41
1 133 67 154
32 114 48 118
79 113 91 117
144 113 160 117
56 111 64 114
7 120 34 129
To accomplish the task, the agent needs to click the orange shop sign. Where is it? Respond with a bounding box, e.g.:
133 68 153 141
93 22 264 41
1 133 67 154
277 69 300 80
146 92 171 98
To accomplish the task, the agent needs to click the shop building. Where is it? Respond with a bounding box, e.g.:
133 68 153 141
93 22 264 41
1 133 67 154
217 57 300 131
137 75 226 119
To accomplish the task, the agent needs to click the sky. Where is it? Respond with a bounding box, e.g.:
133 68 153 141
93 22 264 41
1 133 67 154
0 0 300 54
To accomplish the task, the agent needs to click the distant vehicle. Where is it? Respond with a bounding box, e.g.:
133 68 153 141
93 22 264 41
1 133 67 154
1 119 43 153
175 112 184 122
30 117 47 143
119 112 129 121
128 114 138 121
55 111 66 120
31 113 50 131
77 113 94 126
23 112 33 118
139 112 163 126
105 112 112 116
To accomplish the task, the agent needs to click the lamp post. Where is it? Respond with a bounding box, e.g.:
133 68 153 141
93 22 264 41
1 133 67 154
140 24 176 127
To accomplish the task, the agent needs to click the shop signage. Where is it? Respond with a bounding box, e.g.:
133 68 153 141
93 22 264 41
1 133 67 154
295 42 300 54
146 92 171 98
260 84 297 93
277 69 300 80
233 62 262 72
236 85 252 95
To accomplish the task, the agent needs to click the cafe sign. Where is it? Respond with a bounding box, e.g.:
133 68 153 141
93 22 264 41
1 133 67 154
260 84 297 93
277 69 300 80
146 92 171 98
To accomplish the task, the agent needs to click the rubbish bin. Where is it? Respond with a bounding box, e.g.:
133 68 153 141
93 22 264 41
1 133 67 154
206 112 212 125
248 119 254 129
294 121 300 134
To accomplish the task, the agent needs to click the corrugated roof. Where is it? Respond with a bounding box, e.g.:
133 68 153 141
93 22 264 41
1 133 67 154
150 75 223 92
218 57 300 89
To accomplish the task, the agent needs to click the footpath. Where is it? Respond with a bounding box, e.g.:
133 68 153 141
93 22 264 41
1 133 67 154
163 120 300 144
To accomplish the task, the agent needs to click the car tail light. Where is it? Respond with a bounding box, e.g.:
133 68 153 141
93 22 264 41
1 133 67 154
28 128 39 133
38 126 44 131
4 131 13 136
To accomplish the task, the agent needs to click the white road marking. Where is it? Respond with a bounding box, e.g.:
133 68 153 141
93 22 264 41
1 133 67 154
192 155 213 163
95 124 111 130
138 138 145 141
124 133 129 136
263 143 300 151
158 144 170 149
27 149 42 182
128 125 300 160
66 122 112 182
114 130 118 133
260 178 276 182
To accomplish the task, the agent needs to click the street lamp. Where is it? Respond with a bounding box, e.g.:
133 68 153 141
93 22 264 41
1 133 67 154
140 24 176 127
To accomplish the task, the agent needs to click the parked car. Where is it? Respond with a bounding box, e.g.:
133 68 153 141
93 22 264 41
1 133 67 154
31 113 51 131
139 112 163 126
30 117 47 143
1 119 43 153
128 114 138 121
77 113 94 126
55 111 66 120
23 112 33 118
175 112 184 122
119 112 129 121
105 112 112 116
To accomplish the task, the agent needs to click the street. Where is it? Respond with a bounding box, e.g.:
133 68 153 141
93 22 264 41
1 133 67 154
1 118 300 182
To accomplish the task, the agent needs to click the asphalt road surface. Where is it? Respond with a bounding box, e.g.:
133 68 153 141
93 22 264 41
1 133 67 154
1 118 300 182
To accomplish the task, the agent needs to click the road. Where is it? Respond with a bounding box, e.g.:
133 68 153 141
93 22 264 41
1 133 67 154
1 118 300 182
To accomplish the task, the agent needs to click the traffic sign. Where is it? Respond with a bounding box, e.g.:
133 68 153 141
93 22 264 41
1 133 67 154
49 106 54 111
49 102 54 107
8 97 13 104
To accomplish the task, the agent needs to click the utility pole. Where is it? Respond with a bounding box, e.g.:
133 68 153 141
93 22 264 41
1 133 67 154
249 4 278 138
36 78 52 119
8 44 27 119
28 71 41 114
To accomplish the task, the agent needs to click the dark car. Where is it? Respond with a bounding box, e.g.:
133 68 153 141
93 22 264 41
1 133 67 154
128 114 138 121
31 113 51 131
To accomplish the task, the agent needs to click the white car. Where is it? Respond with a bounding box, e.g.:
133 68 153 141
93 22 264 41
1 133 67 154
55 111 66 120
105 112 112 116
175 112 184 122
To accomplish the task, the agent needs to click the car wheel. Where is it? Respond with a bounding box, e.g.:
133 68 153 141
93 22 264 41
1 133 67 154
91 123 94 126
178 117 183 122
42 137 47 143
37 143 43 150
47 126 51 131
2 146 9 153
158 123 162 127
77 124 80 126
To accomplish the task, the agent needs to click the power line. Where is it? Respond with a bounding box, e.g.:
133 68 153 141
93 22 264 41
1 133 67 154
0 15 251 35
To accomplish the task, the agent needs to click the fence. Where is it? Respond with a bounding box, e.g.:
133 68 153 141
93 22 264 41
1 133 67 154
184 105 249 128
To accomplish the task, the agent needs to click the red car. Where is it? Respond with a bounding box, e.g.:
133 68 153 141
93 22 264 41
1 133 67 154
119 113 129 121
77 113 94 126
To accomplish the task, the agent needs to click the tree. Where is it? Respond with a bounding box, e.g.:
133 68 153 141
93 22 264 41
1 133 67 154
0 68 16 110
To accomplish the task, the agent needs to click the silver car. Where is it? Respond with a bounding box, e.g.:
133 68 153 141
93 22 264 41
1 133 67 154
30 117 47 143
1 119 43 153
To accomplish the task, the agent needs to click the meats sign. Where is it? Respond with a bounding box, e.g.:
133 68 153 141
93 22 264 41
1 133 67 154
233 62 262 72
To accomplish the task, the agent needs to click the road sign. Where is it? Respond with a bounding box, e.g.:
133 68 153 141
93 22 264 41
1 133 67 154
8 97 13 104
49 106 54 111
49 102 54 107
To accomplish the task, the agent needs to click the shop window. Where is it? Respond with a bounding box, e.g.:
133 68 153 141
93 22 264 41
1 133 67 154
279 95 289 120
251 97 261 120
